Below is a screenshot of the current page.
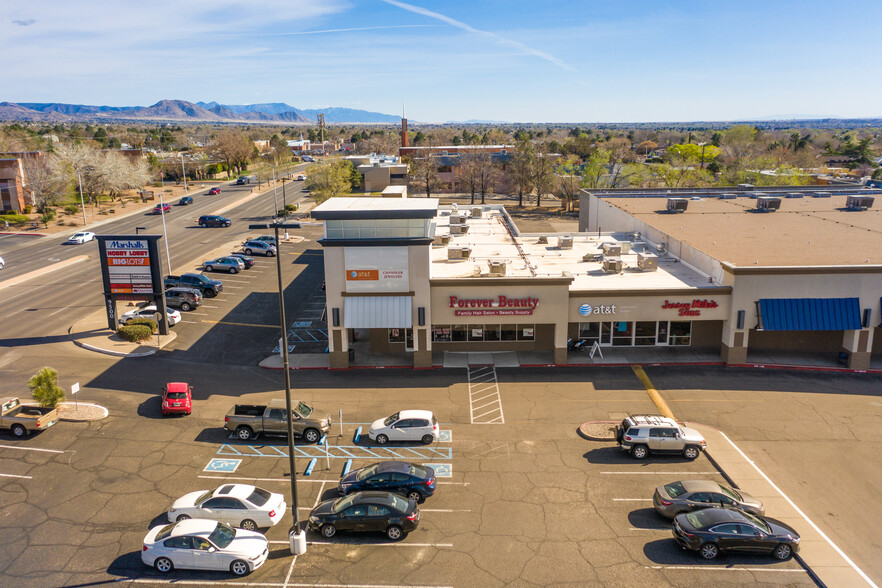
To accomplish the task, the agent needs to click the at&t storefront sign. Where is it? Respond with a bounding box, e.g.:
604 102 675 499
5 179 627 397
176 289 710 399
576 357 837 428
578 303 616 316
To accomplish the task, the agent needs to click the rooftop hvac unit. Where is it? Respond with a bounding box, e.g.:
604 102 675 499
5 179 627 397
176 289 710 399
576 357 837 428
846 195 875 210
667 198 688 212
602 242 622 256
756 196 781 212
750 191 767 200
636 252 658 272
447 246 472 260
450 214 464 225
471 207 483 218
559 235 573 249
786 192 804 198
602 257 623 273
720 193 737 199
813 191 832 198
450 224 470 234
736 183 755 192
619 241 632 254
488 260 507 276
433 233 450 246
583 251 603 262
656 242 666 254
537 236 548 244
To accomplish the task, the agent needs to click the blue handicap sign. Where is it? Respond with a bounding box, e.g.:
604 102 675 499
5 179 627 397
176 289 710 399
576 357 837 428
204 458 242 473
424 463 452 478
291 321 312 328
439 430 452 442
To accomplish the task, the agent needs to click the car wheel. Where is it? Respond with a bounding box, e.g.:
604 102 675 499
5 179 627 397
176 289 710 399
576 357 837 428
230 267 238 274
236 426 254 441
155 557 174 573
240 519 257 531
699 542 719 560
376 434 389 445
304 428 320 444
683 445 700 460
421 434 434 445
11 424 27 438
630 445 648 460
230 559 250 576
205 290 217 298
180 302 192 311
205 266 213 272
245 249 253 255
406 490 422 502
321 524 336 538
176 514 191 522
615 426 624 444
386 525 403 541
267 251 275 257
201 223 207 228
773 543 792 561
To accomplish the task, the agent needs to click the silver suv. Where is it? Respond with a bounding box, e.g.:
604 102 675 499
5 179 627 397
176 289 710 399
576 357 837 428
615 414 706 460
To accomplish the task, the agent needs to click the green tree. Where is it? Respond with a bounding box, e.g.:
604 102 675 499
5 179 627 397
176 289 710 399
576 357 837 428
28 367 65 408
305 160 352 204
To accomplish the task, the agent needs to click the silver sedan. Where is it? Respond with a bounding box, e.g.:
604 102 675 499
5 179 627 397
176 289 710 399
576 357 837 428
653 479 764 518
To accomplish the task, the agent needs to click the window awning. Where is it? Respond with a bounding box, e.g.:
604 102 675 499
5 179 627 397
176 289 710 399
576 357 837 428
344 296 413 329
758 297 861 331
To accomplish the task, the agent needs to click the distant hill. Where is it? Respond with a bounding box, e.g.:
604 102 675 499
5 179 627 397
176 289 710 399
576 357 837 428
0 99 398 124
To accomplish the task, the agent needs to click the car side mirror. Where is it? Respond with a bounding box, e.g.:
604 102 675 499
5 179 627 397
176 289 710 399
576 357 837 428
208 547 216 553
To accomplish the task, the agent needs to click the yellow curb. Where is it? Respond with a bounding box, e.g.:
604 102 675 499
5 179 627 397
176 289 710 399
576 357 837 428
631 365 676 420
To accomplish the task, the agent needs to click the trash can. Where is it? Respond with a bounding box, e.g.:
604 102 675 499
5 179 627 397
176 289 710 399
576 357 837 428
289 527 307 555
838 352 849 366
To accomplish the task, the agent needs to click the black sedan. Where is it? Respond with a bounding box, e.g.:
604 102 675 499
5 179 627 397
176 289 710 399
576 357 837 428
227 253 255 269
338 461 435 503
673 508 799 561
308 491 419 541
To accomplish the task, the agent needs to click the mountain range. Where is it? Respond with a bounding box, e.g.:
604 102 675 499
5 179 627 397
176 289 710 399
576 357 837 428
0 100 400 124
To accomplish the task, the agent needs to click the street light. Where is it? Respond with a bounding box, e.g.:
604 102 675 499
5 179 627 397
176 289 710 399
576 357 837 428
76 171 87 226
157 192 172 272
180 153 188 193
249 220 304 555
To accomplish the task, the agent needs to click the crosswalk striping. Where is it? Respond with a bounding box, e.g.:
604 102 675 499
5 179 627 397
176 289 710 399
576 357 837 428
467 365 504 424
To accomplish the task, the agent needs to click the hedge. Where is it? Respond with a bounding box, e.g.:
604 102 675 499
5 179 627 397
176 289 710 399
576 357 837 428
2 214 30 225
117 324 153 343
127 317 158 333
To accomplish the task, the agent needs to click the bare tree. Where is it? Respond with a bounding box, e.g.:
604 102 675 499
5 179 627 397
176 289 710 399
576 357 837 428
211 130 254 177
531 143 556 207
408 152 441 198
507 139 534 207
472 151 500 204
22 155 68 209
305 160 352 204
458 154 481 205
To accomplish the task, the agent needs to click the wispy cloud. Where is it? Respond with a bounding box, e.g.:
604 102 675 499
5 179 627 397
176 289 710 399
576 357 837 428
260 24 437 36
380 0 574 71
13 19 36 26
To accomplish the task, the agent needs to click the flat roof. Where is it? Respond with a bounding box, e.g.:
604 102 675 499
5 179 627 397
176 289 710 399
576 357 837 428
312 197 439 220
597 193 882 266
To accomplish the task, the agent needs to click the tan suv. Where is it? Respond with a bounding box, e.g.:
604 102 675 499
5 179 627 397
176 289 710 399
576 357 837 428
615 414 706 460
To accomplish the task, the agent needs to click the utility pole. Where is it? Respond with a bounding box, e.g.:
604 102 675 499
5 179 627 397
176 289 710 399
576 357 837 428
317 114 325 156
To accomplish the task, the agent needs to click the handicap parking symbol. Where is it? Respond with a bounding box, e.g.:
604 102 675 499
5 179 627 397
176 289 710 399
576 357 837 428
439 430 452 442
424 463 452 478
204 458 242 473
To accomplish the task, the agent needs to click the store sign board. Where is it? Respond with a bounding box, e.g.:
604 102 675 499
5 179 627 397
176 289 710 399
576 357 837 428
662 299 718 316
345 247 409 292
96 235 166 332
578 303 617 316
449 295 538 316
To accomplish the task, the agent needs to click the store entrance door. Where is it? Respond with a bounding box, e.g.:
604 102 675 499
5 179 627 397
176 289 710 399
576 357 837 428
404 328 414 352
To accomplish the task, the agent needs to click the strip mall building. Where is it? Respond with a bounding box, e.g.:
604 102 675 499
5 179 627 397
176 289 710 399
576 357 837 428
312 185 882 370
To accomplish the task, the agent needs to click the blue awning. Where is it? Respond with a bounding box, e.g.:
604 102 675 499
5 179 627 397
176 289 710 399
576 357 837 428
758 298 862 331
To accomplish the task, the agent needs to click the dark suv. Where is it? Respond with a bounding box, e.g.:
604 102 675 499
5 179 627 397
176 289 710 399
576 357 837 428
163 287 203 311
197 215 231 228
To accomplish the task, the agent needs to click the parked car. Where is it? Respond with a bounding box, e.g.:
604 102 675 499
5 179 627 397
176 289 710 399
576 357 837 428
161 382 192 417
242 240 276 257
302 155 315 162
141 519 268 576
0 397 59 438
245 235 277 245
163 287 202 311
178 196 193 205
120 305 181 326
308 491 419 540
223 398 331 442
368 410 439 445
294 174 306 181
227 253 254 269
168 484 286 531
0 255 4 270
235 176 251 185
208 187 222 195
615 414 706 460
164 273 223 298
653 480 764 518
66 231 95 245
673 507 799 561
203 257 245 274
338 461 436 503
153 203 171 214
197 215 232 228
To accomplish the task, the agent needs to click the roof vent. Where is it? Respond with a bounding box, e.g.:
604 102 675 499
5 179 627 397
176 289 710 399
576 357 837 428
846 195 874 211
559 235 573 249
537 236 548 244
720 193 737 199
637 252 658 272
471 207 483 218
813 191 832 198
488 260 507 276
667 198 688 212
602 257 622 273
786 192 804 198
756 196 781 212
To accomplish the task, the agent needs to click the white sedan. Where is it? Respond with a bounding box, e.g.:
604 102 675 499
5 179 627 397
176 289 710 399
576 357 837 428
168 484 286 531
120 305 181 326
142 519 268 577
66 231 95 244
294 174 306 181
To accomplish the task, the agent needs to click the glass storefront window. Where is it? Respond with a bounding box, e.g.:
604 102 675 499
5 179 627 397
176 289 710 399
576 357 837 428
518 325 535 341
452 324 468 342
484 325 500 341
579 322 600 341
612 321 633 346
657 322 669 345
601 322 612 344
635 322 657 346
669 322 692 346
469 327 484 341
500 325 518 341
432 326 451 342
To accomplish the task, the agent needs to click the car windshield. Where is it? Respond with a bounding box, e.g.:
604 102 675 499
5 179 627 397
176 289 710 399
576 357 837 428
664 482 687 498
332 495 356 513
155 523 175 541
389 495 408 512
195 490 214 505
247 487 272 507
296 401 313 417
410 464 428 478
383 412 400 426
717 484 742 501
739 511 770 532
167 392 187 399
356 464 379 481
208 522 236 549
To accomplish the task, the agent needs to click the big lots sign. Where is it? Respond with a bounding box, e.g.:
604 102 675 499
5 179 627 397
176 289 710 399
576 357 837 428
662 299 718 317
448 295 539 316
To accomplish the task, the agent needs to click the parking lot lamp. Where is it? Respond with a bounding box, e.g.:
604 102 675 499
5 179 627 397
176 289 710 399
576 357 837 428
157 192 172 272
180 153 188 193
76 171 87 226
249 220 305 555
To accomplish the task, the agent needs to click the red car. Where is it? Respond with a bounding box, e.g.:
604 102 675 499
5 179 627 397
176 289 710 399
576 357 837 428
161 382 192 416
153 203 171 214
208 187 221 195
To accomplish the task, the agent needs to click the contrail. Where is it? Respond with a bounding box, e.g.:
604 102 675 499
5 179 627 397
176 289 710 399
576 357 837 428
381 0 574 71
266 24 437 36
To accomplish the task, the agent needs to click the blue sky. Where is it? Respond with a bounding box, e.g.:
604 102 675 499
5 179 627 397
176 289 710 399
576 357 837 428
3 0 881 123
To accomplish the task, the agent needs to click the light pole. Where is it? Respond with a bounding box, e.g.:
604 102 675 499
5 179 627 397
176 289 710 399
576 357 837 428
76 171 87 226
180 153 188 193
157 192 172 272
249 220 304 555
271 168 279 217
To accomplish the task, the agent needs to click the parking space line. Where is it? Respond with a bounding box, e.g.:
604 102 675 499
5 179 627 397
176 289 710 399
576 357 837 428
645 566 806 573
601 471 718 475
0 444 65 453
612 498 652 501
628 527 669 531
202 320 280 328
468 365 504 424
197 475 470 486
0 473 33 479
269 540 454 548
129 579 454 587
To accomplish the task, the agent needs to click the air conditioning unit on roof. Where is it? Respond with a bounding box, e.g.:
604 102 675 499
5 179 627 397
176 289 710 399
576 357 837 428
488 260 507 276
786 192 804 198
756 196 781 212
602 242 622 256
846 195 874 210
558 235 573 249
720 193 737 199
471 207 483 218
450 224 470 234
637 252 658 272
667 198 688 212
602 257 622 273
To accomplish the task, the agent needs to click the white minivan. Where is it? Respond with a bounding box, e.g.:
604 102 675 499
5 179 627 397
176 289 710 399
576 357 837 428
369 410 439 445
